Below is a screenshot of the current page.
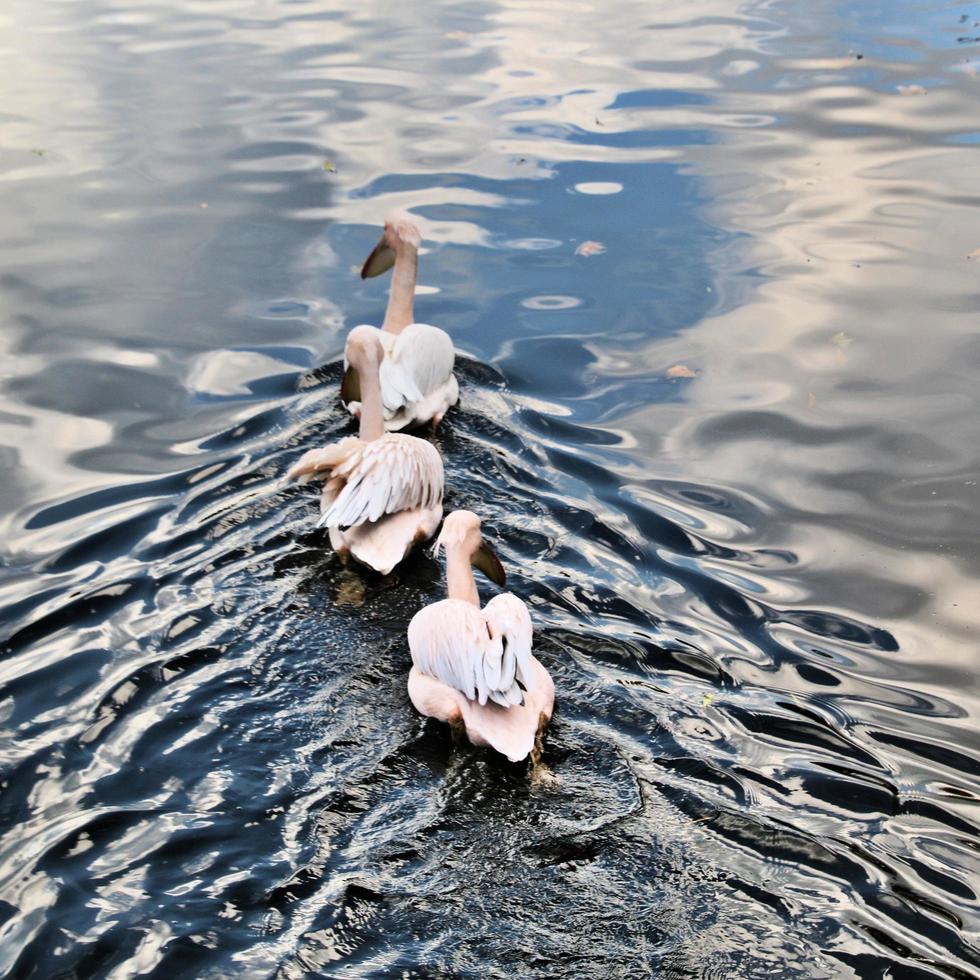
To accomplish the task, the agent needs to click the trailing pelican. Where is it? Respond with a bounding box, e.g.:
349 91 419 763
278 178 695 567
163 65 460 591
407 511 554 763
286 326 444 574
342 210 459 430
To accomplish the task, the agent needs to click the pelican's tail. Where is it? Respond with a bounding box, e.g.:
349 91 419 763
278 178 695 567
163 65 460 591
337 505 443 575
409 659 556 764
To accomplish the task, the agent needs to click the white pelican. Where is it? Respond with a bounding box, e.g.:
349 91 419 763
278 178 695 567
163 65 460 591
342 210 459 431
407 511 555 763
286 326 444 574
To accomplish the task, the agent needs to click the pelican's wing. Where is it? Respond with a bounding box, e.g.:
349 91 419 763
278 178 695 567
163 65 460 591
483 593 535 695
318 433 443 529
408 598 525 708
283 437 362 484
380 324 455 414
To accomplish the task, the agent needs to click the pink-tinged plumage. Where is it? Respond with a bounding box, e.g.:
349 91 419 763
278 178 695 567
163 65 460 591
409 657 554 764
344 210 459 430
406 511 555 763
285 327 444 573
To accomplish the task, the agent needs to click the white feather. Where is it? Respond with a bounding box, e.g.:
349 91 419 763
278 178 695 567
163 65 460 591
344 324 458 430
408 593 535 709
284 433 444 573
484 593 535 693
316 434 443 530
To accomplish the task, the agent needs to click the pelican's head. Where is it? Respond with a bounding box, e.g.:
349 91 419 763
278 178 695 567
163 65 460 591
345 325 384 368
341 326 384 404
360 209 422 279
436 510 506 586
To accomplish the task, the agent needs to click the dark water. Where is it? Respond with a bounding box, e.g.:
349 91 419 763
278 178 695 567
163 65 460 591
2 0 980 976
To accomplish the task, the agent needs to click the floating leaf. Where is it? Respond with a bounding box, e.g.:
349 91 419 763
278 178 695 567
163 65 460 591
897 84 927 96
199 202 209 209
666 363 697 379
444 30 470 41
807 391 817 409
335 572 365 607
575 240 606 257
322 159 337 173
967 247 980 260
702 693 713 709
691 811 718 824
830 331 853 349
530 762 560 788
29 148 46 156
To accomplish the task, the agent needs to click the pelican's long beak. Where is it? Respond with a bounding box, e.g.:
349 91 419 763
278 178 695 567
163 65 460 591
472 541 506 587
360 233 396 279
340 365 361 404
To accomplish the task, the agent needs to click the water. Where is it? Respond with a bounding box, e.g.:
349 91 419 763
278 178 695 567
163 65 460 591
2 0 979 975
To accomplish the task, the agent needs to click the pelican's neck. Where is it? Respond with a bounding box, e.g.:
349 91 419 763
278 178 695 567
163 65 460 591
382 244 417 335
445 544 479 607
356 357 385 442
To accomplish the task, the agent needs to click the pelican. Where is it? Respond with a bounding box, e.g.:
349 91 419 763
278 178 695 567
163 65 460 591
286 326 444 574
407 511 555 763
342 210 459 431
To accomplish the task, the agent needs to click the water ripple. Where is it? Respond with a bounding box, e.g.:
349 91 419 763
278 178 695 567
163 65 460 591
2 0 980 976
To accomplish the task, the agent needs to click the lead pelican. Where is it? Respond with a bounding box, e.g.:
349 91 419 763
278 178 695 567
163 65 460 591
407 511 554 763
286 326 444 574
342 210 459 430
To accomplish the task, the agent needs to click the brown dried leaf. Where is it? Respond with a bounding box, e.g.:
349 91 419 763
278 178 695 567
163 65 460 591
897 84 927 96
691 811 718 825
335 572 366 607
967 248 980 261
666 363 697 379
575 240 606 257
807 391 817 409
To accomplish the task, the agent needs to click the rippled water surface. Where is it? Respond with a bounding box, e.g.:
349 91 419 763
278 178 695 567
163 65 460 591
2 0 980 976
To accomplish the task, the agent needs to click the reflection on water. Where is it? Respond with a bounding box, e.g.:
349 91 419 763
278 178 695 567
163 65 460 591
2 0 980 976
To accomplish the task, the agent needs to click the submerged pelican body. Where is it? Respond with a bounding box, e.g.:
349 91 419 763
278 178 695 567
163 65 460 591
286 326 444 574
407 511 554 763
343 210 459 431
